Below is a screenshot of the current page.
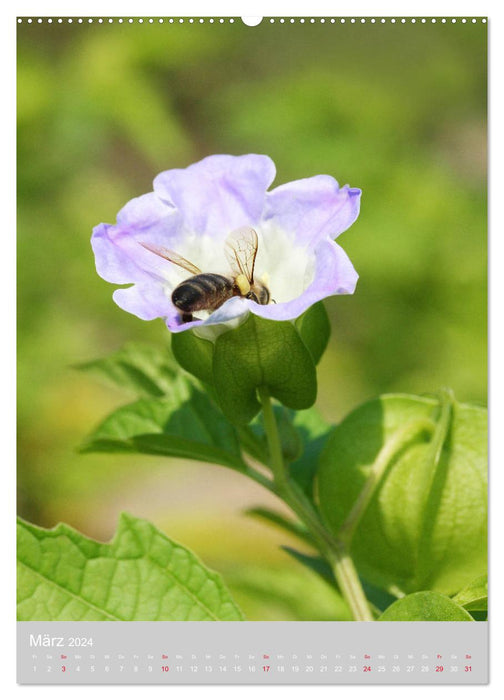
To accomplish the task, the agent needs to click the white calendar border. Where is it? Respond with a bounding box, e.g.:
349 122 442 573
4 1 502 698
4 0 501 18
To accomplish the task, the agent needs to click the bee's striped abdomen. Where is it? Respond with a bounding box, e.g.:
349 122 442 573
172 273 235 313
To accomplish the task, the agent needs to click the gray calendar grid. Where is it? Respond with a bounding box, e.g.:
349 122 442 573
18 621 488 684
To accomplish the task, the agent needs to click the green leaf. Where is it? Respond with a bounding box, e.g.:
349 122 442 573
289 406 332 495
236 424 269 464
360 581 398 616
452 574 487 611
282 547 335 587
76 342 178 397
241 404 331 495
248 405 303 464
246 405 330 482
172 331 214 385
213 315 317 425
80 374 246 471
17 514 244 621
295 301 331 365
245 507 315 546
318 393 487 596
378 591 473 621
468 611 487 621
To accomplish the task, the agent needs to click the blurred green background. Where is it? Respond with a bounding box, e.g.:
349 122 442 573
17 19 486 620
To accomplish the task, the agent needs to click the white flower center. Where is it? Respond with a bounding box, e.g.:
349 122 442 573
256 222 316 304
161 224 315 309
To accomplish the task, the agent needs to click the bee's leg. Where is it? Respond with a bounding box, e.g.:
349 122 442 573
181 312 193 323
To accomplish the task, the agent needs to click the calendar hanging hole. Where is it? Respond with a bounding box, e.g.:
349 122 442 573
241 17 263 27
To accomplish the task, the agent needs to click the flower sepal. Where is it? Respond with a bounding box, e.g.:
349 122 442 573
295 301 331 365
171 329 215 386
214 315 317 425
172 314 319 425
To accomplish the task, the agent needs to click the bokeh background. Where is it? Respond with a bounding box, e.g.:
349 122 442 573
17 18 487 620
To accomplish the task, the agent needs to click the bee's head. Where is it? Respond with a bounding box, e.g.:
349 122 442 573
247 281 270 305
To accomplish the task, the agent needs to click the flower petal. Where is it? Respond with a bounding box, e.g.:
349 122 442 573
113 282 173 321
167 296 251 334
264 174 361 245
248 238 358 321
91 192 182 285
153 154 276 237
92 223 141 284
116 191 175 229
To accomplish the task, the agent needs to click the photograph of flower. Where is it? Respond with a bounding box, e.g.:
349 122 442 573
17 18 487 623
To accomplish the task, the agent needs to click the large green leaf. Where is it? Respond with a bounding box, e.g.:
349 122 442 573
318 393 487 596
378 591 473 621
17 514 244 621
76 342 178 397
213 315 317 425
80 374 246 471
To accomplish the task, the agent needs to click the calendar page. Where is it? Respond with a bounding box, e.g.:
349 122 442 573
16 14 488 685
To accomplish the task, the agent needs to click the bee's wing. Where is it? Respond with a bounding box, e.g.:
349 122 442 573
225 226 259 283
140 242 202 275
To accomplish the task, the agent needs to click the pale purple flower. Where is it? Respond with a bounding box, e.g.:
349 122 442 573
92 154 361 339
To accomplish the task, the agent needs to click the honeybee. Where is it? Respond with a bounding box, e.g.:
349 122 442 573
141 226 271 323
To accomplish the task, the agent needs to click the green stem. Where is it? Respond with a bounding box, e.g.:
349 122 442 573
257 386 288 488
257 386 374 622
